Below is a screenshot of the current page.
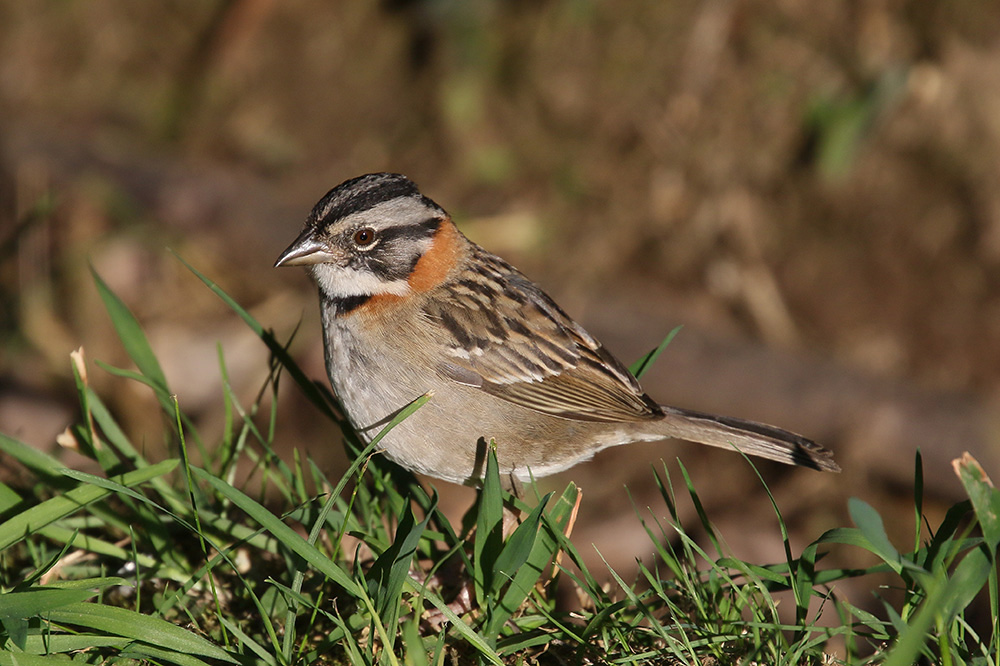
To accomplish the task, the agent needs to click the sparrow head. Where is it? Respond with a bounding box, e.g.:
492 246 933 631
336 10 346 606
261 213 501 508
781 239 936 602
275 173 464 308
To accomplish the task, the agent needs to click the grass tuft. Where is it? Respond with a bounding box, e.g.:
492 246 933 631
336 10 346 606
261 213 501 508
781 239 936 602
0 263 997 664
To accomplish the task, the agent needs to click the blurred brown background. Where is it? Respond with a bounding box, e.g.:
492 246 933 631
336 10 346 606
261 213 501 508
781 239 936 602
2 0 1000 621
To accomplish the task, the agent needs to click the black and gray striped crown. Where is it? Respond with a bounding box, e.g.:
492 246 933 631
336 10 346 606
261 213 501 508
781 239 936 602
308 173 445 227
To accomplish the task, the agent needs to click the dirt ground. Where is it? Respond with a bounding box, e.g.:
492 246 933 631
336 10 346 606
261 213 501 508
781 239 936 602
3 0 1000 628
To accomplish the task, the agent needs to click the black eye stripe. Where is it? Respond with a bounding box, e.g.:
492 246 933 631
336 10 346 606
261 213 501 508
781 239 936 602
370 217 442 245
344 218 441 250
341 217 445 282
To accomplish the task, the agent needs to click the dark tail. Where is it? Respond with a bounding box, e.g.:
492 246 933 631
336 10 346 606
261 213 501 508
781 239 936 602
657 405 840 472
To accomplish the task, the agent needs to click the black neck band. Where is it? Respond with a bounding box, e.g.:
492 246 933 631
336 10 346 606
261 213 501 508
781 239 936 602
328 294 372 316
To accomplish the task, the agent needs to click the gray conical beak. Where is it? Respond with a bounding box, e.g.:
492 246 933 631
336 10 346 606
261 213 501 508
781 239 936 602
274 228 340 267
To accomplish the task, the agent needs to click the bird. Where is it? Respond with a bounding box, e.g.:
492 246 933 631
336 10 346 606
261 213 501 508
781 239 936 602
275 173 839 488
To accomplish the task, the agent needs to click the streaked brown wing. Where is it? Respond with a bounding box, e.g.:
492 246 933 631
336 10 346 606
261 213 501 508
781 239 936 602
426 249 661 423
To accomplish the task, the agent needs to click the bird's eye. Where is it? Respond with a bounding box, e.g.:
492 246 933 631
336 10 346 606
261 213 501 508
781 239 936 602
353 228 377 246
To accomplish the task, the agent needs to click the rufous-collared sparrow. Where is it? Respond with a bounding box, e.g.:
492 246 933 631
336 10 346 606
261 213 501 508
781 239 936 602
275 173 839 486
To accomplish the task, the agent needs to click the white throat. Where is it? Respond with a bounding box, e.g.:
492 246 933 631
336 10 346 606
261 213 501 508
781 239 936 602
310 263 412 299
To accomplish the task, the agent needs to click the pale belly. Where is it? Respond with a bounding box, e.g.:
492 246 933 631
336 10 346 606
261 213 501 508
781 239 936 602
321 309 656 484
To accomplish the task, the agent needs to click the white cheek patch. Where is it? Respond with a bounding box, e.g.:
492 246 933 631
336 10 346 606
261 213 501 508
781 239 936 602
310 263 412 299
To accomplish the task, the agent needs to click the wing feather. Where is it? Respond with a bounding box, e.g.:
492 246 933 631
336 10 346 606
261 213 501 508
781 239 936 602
426 249 661 422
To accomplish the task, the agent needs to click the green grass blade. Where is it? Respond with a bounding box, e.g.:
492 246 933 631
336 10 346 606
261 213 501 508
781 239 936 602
190 466 364 597
676 459 723 557
0 434 74 486
736 449 813 626
402 616 430 666
942 545 993 620
19 634 131 654
368 497 435 632
0 482 21 515
848 497 904 574
418 588 503 665
172 251 338 421
0 653 75 666
0 459 178 552
485 492 552 637
954 453 1000 552
47 602 236 662
922 500 973 573
368 393 432 450
39 577 130 591
0 589 98 619
492 493 550 586
880 574 948 666
82 388 188 509
220 617 279 666
500 484 577 619
59 468 164 505
120 643 223 666
475 445 505 608
629 326 682 379
814 526 877 550
913 449 924 554
90 266 170 403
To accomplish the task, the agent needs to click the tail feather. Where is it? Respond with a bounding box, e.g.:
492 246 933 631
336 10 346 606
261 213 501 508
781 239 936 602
657 405 840 472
